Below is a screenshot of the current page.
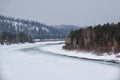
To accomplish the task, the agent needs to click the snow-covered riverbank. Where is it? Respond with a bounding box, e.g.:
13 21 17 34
0 41 120 80
41 42 120 64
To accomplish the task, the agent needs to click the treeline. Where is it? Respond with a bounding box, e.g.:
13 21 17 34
63 22 120 55
0 32 33 45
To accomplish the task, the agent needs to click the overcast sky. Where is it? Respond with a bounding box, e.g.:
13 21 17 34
0 0 120 26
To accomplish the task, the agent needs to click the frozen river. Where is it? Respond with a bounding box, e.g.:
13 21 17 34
0 41 120 80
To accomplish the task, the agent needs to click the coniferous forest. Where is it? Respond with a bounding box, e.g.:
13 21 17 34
0 32 33 45
63 22 120 55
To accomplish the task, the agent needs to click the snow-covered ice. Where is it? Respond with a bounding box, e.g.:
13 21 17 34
0 41 120 80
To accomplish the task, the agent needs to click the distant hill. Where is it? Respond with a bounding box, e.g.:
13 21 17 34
0 15 79 39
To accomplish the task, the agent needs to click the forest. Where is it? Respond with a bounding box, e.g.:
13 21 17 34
0 32 33 45
63 22 120 55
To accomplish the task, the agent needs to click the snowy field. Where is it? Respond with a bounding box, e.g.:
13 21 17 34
0 41 120 80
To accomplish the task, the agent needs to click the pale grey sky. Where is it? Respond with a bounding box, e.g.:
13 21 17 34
0 0 120 26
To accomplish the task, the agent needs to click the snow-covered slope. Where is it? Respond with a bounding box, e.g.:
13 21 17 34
0 41 120 80
0 15 79 39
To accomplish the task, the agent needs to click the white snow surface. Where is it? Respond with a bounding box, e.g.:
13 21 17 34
41 43 120 62
0 41 120 80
